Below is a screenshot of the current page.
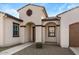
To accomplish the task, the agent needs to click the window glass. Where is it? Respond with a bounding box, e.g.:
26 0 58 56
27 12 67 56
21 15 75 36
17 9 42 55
13 22 19 37
48 26 55 37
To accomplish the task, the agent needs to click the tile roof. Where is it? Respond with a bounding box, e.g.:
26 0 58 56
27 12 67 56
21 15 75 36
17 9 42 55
42 16 60 21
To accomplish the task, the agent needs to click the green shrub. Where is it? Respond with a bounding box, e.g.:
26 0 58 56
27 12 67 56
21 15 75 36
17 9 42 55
36 42 42 48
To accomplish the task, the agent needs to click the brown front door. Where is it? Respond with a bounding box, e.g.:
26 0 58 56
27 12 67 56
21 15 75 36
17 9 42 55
32 27 35 42
69 22 79 47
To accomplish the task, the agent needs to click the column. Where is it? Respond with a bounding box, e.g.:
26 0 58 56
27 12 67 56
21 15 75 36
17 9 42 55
60 24 69 48
56 26 60 45
20 26 26 43
35 26 42 42
42 27 45 43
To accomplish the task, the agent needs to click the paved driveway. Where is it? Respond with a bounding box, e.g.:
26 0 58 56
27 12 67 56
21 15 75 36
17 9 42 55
13 44 74 55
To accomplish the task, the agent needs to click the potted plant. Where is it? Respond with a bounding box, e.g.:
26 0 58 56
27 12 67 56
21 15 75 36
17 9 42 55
36 42 43 48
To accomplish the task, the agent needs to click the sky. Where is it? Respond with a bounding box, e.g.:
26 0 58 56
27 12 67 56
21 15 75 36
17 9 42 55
0 3 79 18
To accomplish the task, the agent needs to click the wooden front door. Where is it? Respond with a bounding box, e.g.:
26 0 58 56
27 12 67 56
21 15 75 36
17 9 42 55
69 23 79 47
32 27 35 42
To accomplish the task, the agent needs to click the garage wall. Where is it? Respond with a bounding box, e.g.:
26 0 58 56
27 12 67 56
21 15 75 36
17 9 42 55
0 13 5 47
58 7 79 48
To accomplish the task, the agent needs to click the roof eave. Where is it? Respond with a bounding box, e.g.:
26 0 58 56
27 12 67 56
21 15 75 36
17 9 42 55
4 13 23 22
17 4 44 11
57 6 79 17
17 4 48 18
42 17 60 21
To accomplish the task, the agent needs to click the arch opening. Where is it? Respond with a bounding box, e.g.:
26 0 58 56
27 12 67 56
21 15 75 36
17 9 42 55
25 22 36 42
45 22 57 43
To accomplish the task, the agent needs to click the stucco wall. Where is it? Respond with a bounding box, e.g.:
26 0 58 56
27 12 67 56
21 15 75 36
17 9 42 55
56 27 60 45
18 5 47 43
4 16 22 47
36 26 42 42
18 5 46 25
58 7 79 48
0 13 5 47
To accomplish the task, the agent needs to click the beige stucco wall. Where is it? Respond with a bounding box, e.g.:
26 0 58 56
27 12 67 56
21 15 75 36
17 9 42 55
56 26 60 45
42 27 45 43
36 26 42 42
58 7 79 48
18 5 46 25
0 13 5 47
18 5 47 43
20 27 26 43
3 16 22 47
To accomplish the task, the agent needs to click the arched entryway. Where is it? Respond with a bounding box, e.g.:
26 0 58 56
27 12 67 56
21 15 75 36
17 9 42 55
25 22 35 42
69 22 79 47
45 22 57 43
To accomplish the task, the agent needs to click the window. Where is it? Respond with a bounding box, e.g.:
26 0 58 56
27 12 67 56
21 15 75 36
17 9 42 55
48 26 55 37
26 9 32 16
13 22 19 37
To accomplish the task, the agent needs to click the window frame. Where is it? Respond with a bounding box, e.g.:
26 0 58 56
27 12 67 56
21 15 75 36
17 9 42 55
26 9 32 16
48 26 56 37
13 22 19 37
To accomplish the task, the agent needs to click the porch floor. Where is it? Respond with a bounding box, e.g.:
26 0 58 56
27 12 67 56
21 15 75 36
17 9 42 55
13 43 74 55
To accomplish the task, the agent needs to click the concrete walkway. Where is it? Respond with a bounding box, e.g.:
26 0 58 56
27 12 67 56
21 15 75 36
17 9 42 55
70 47 79 55
0 43 33 55
14 44 74 55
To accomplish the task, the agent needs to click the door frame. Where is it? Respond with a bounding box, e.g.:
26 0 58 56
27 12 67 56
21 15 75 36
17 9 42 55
32 27 35 42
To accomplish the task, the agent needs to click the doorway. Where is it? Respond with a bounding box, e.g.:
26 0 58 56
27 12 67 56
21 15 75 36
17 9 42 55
26 22 35 42
32 27 35 42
